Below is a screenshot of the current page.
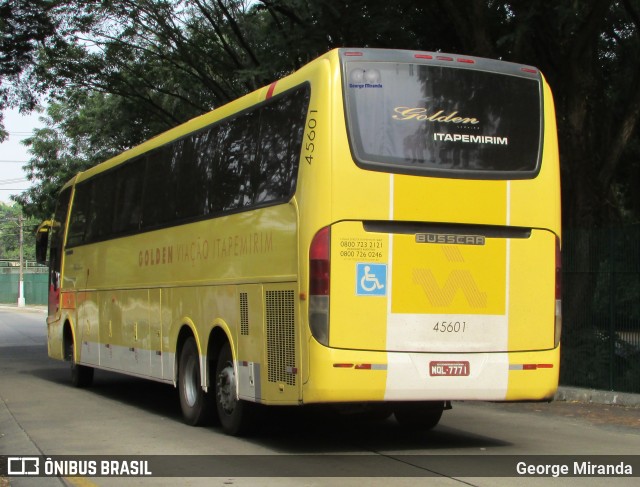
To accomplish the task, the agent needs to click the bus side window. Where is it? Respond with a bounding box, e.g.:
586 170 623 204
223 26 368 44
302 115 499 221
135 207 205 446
141 146 177 229
67 184 91 247
193 125 220 216
212 114 257 212
113 158 144 234
254 86 310 203
86 172 116 242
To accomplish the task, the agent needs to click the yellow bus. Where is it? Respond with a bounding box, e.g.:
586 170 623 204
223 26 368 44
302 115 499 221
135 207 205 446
36 48 561 435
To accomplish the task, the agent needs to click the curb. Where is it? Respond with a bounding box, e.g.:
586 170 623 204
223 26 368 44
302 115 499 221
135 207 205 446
0 304 46 314
555 386 640 408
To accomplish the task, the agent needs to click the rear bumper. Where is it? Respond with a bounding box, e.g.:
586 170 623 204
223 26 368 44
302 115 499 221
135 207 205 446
303 339 559 403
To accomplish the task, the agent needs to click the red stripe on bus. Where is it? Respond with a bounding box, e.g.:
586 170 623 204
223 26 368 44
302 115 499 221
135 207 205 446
266 82 277 99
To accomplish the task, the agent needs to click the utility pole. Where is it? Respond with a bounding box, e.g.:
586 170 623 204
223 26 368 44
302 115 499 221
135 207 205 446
18 213 25 307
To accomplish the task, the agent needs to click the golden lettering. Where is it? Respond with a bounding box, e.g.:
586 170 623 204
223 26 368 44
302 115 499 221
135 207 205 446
138 246 174 267
392 106 479 124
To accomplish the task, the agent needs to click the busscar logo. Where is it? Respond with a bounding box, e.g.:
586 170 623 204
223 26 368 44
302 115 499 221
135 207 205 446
8 457 40 475
416 233 486 246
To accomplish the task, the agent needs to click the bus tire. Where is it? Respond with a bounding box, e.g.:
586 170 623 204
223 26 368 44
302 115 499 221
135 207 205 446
71 361 94 388
178 336 213 426
394 401 445 431
69 338 93 388
215 342 260 436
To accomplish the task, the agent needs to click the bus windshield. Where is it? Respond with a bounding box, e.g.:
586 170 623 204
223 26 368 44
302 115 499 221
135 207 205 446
343 61 542 179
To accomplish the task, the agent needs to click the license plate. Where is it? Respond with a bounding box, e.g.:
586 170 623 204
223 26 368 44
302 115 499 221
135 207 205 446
429 361 470 376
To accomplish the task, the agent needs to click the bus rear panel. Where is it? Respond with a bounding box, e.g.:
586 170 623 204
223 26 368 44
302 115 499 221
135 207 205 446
304 49 561 405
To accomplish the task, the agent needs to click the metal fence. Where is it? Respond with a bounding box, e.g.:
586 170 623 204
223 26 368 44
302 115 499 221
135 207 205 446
0 265 49 305
0 260 48 273
561 226 640 394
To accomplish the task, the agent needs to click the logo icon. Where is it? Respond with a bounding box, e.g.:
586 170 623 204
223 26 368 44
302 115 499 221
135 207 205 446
412 268 487 308
356 263 387 296
8 457 40 476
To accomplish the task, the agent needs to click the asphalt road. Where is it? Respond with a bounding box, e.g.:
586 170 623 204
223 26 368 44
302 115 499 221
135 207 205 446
1 307 639 487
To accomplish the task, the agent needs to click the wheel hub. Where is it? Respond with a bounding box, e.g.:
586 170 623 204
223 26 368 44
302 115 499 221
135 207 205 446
183 355 199 407
217 363 236 414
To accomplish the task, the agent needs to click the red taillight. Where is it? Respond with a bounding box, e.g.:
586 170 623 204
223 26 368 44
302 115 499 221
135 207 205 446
310 227 330 296
415 54 433 60
309 227 331 345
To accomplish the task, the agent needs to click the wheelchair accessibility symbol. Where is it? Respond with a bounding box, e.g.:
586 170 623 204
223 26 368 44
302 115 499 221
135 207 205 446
356 263 387 296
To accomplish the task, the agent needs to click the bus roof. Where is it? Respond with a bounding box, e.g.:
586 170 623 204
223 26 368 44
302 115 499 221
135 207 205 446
63 47 542 189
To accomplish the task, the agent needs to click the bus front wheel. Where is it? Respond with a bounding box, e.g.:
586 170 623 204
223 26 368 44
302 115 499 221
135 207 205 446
215 342 260 436
71 362 94 388
68 340 93 388
178 337 212 426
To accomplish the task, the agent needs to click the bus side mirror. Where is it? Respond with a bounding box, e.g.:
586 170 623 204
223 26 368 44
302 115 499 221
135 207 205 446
35 221 51 265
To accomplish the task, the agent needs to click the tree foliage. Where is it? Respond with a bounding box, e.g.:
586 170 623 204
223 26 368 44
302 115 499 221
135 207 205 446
0 0 60 140
0 202 36 261
1 0 639 232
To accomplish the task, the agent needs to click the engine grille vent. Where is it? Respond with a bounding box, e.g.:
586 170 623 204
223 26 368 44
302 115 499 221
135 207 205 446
239 292 249 336
266 290 296 386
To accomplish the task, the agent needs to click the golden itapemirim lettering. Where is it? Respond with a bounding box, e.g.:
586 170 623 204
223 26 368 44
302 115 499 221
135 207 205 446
138 246 173 267
392 106 480 124
176 237 209 264
210 231 273 258
137 232 274 267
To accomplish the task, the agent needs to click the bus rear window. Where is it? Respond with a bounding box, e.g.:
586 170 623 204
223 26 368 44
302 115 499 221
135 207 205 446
343 62 542 179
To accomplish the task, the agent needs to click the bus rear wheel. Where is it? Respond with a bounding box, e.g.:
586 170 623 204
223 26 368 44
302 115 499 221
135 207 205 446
178 337 213 426
394 401 445 431
215 343 260 436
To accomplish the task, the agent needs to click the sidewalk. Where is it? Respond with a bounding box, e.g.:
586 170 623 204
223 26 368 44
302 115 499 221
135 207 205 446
555 386 640 408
